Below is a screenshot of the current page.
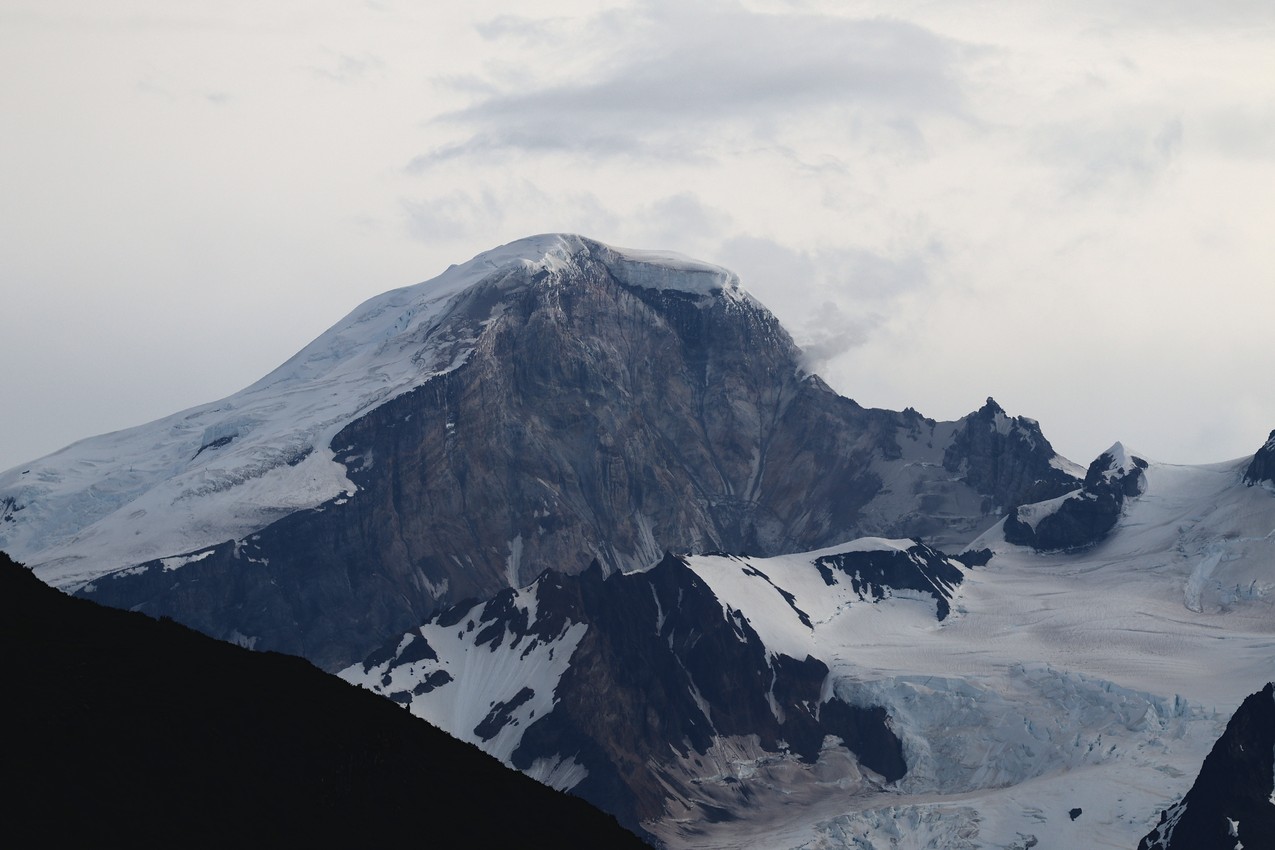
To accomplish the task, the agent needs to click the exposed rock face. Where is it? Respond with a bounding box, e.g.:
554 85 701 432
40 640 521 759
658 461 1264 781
1243 430 1275 487
1004 444 1146 552
1138 681 1274 850
943 398 1078 512
812 545 965 620
66 237 1077 670
344 549 931 836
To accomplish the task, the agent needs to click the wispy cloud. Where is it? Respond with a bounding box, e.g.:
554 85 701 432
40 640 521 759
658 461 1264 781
633 192 733 248
1033 114 1184 198
415 3 970 165
310 49 384 84
403 189 507 242
473 13 567 43
717 234 937 371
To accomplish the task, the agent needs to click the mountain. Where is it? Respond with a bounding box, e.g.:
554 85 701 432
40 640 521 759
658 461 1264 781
1138 682 1274 850
345 439 1274 848
4 235 1271 848
0 235 1078 670
1003 441 1147 551
0 551 649 848
339 539 964 835
1245 430 1275 488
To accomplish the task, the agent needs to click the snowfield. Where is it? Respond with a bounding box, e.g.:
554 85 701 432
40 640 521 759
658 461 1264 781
347 454 1272 849
651 455 1273 849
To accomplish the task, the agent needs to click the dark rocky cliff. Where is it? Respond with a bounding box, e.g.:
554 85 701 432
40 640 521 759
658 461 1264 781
943 397 1078 512
1004 447 1146 552
1138 682 1274 850
1244 430 1275 487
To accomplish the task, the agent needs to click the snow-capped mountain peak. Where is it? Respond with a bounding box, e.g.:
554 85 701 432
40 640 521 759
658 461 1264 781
3 234 1271 850
1089 440 1149 483
0 235 750 589
253 234 742 393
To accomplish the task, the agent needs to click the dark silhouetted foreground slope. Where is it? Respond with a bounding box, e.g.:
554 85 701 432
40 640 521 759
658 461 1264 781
1 551 649 848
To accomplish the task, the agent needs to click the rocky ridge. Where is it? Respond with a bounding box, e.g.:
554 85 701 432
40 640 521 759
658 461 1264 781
1244 430 1275 488
1003 442 1147 552
342 540 967 836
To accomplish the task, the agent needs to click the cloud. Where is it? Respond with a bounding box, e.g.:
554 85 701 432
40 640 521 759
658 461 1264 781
1068 0 1275 32
310 50 385 84
403 189 507 241
795 300 877 367
1195 105 1275 161
721 234 932 301
417 3 969 164
398 182 627 246
638 193 733 248
1033 114 1185 197
717 234 936 372
473 14 566 43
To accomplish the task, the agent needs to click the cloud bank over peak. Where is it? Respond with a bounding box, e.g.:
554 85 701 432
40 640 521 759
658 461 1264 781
422 4 969 164
1 0 1273 471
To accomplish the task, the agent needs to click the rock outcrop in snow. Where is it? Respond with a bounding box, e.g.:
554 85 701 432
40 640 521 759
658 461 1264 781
942 397 1080 513
341 543 949 834
1003 442 1147 552
1243 430 1275 488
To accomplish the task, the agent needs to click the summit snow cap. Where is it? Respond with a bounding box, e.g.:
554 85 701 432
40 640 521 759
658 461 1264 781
1085 441 1149 491
591 240 742 296
255 234 744 392
423 234 740 300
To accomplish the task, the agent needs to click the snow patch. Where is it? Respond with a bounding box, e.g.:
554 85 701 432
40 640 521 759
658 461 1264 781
506 534 524 588
599 242 741 297
1098 441 1149 484
159 549 216 572
1006 488 1080 532
340 581 588 766
1050 453 1088 478
524 755 589 792
683 538 961 660
1183 547 1224 613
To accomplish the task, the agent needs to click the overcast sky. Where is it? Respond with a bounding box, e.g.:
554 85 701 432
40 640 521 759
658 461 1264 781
2 0 1273 473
